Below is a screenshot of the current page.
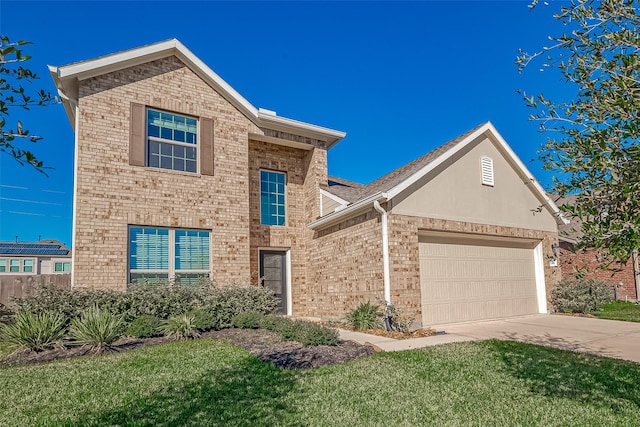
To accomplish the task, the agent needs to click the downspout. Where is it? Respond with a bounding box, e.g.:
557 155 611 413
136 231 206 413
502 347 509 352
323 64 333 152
372 200 391 307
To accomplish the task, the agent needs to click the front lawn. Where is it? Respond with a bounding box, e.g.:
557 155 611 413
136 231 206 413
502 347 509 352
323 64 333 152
593 301 640 323
1 340 639 426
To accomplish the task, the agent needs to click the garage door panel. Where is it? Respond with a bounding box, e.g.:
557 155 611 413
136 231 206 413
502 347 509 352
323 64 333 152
420 238 539 326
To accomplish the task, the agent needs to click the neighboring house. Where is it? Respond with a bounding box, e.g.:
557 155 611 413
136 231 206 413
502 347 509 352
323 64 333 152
49 39 565 326
556 196 639 301
0 240 72 275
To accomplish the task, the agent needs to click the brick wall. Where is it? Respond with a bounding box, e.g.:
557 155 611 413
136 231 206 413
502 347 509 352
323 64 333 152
75 56 260 290
560 242 638 301
305 209 561 323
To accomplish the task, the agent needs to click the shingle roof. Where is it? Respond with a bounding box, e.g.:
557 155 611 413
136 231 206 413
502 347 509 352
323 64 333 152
0 240 71 256
325 123 486 203
555 195 581 243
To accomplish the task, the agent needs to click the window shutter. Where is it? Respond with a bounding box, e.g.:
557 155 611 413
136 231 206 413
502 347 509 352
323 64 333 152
129 103 146 166
481 156 494 186
200 117 214 176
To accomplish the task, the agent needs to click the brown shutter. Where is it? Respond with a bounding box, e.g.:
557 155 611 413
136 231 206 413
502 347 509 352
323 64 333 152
200 117 214 176
129 103 146 166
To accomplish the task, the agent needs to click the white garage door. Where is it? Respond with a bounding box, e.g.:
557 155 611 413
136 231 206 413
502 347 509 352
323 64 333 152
419 233 540 326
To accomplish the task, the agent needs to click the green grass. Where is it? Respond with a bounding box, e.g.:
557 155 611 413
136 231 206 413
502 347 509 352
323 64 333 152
593 301 640 323
1 339 639 426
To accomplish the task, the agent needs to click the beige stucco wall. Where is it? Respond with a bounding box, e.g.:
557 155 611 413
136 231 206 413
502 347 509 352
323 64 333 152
74 56 261 290
392 136 558 232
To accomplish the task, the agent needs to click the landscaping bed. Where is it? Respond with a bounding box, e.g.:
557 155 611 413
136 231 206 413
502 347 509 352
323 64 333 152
2 328 375 369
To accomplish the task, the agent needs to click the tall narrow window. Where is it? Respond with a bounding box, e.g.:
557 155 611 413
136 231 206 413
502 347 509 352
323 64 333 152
129 227 210 285
260 170 286 226
481 156 494 186
147 109 198 173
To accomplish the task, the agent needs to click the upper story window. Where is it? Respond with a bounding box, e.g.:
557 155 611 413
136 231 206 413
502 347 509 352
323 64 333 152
130 104 214 176
147 109 198 173
260 170 286 226
129 226 210 286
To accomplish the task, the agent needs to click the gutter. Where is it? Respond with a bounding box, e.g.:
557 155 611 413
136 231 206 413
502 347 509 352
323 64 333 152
308 192 387 230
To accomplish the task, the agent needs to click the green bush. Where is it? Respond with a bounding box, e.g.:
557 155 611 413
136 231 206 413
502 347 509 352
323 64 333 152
251 314 338 346
68 306 125 352
232 311 266 329
11 284 278 325
125 315 162 338
160 314 201 340
188 307 220 331
0 311 66 352
345 301 383 331
551 278 614 313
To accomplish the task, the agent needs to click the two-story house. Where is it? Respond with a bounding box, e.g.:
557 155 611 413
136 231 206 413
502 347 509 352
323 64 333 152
50 39 564 327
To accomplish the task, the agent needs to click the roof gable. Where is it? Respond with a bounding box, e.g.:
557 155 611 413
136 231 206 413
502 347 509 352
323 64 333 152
311 122 567 229
49 39 345 146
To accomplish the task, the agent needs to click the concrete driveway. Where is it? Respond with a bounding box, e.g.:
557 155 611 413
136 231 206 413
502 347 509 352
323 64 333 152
442 314 640 364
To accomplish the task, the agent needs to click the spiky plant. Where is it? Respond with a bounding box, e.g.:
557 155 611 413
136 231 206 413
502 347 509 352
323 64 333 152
0 311 66 352
160 314 201 340
68 305 124 353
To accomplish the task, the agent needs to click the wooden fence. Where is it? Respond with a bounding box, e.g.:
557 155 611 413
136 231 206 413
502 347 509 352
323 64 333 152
0 275 71 307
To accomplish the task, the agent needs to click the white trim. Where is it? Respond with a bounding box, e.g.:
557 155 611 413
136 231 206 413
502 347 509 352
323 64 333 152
286 250 292 316
319 188 349 206
480 156 494 187
308 192 387 230
259 169 287 227
533 242 548 314
373 201 391 306
48 39 346 145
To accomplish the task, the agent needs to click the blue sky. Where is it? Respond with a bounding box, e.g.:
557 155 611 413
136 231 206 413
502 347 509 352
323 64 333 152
0 0 572 247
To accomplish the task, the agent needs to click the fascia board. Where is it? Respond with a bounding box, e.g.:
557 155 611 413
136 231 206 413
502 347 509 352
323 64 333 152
48 65 76 129
385 122 492 200
258 112 346 146
308 192 386 230
319 188 349 206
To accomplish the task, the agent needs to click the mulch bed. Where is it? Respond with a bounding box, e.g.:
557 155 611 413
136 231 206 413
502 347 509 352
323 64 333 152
1 329 376 370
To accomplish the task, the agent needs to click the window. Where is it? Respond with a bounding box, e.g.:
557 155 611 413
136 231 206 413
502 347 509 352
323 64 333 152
0 259 5 272
54 262 71 273
129 227 210 285
481 156 494 186
23 259 33 273
9 259 19 273
147 109 198 173
260 170 286 226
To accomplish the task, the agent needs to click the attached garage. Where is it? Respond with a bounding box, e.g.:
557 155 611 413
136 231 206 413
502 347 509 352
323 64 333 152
419 232 545 326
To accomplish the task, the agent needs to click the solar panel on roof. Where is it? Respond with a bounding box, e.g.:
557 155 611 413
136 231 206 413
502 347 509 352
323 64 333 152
0 243 69 256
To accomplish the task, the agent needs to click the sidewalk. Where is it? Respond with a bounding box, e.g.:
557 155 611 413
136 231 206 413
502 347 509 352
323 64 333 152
338 328 475 352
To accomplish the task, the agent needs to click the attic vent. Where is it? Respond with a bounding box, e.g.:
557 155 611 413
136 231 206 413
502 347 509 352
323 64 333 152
481 156 494 186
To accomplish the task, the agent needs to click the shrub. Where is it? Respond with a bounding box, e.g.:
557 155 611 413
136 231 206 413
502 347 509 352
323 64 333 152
345 301 383 331
68 306 125 352
11 283 278 325
160 314 201 340
232 311 266 329
251 314 338 346
551 278 614 313
188 307 219 331
0 311 66 352
125 315 162 338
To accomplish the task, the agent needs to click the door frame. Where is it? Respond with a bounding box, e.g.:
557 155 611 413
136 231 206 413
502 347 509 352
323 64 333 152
258 248 292 315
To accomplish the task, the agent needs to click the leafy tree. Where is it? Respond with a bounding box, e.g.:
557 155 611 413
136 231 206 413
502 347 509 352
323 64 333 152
516 0 640 263
0 36 55 173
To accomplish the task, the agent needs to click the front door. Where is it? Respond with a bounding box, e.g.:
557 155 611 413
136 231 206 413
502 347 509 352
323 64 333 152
259 250 287 314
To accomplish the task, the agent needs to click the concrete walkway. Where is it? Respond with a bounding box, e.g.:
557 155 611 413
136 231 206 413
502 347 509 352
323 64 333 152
339 314 640 363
